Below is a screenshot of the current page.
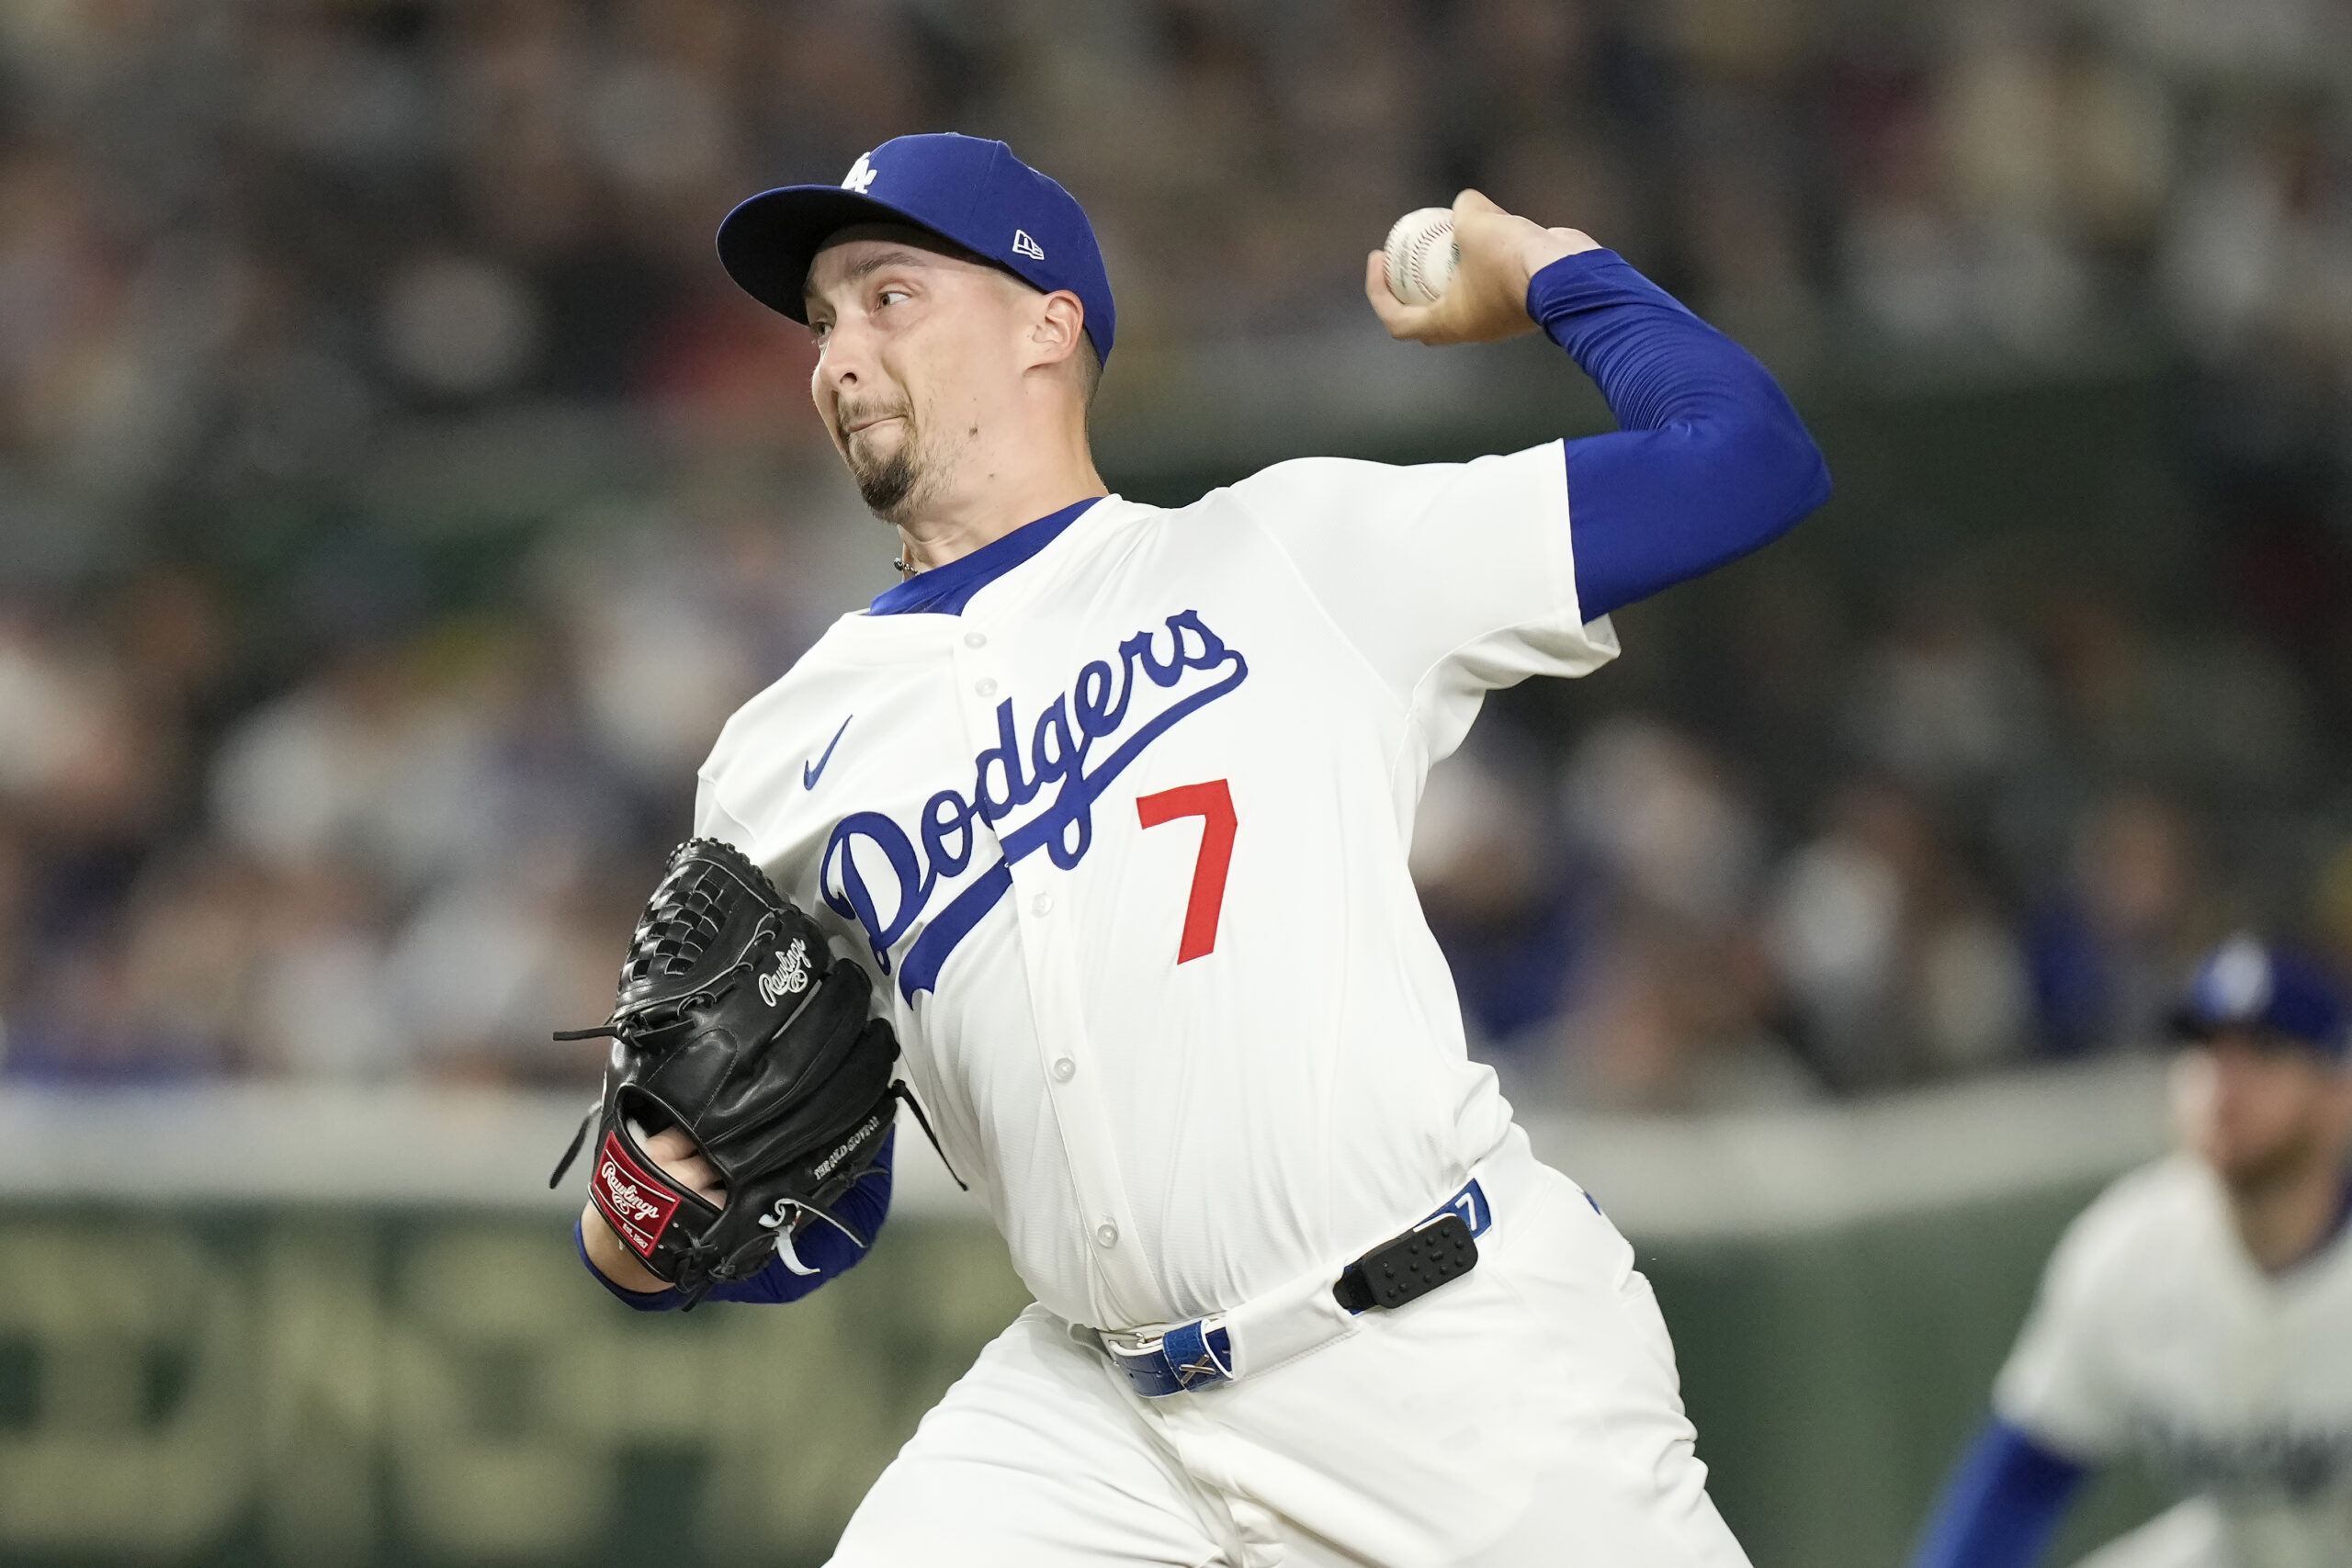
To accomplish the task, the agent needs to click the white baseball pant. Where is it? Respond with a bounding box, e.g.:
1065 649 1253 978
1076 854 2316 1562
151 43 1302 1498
828 1127 1755 1567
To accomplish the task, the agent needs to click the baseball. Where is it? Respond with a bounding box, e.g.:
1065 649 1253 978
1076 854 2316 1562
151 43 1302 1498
1384 208 1459 306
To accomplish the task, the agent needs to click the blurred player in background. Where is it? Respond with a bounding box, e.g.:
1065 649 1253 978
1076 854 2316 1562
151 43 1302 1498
1912 935 2352 1568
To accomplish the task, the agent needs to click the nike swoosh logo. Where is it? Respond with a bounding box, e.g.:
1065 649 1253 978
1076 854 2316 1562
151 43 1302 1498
803 715 854 790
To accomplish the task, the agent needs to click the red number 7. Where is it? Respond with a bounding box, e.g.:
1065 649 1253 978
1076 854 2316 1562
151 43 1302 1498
1136 780 1237 964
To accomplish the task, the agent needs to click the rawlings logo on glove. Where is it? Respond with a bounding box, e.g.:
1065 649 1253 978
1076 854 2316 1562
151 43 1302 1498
594 1134 682 1255
757 936 814 1007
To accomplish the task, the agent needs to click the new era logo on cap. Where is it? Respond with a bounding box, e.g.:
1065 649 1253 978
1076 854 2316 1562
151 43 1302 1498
717 132 1117 362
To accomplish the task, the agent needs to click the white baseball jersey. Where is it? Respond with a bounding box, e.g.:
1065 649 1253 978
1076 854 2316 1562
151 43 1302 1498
1996 1155 2352 1568
694 443 1615 1332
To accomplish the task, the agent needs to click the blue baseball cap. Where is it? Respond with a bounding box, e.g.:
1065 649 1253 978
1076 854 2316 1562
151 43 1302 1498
717 133 1116 363
2169 934 2351 1059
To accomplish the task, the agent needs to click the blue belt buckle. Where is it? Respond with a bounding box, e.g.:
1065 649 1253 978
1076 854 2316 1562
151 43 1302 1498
1110 1316 1233 1399
1160 1318 1234 1393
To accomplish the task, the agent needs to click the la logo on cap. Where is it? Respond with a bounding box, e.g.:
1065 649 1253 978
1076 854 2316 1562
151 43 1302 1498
1012 229 1046 261
842 152 877 194
2206 937 2274 1018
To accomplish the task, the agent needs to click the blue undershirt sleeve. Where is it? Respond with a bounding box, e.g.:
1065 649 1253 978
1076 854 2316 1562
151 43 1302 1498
574 1129 898 1312
1528 250 1832 621
1909 1418 2091 1568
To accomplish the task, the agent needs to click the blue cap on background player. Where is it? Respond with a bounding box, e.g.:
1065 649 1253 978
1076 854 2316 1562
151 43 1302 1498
717 133 1116 364
2169 934 2351 1059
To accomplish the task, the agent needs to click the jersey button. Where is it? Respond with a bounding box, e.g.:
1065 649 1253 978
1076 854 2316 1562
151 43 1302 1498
1051 1056 1076 1081
1094 1222 1119 1248
1032 894 1053 915
976 677 998 697
964 631 987 649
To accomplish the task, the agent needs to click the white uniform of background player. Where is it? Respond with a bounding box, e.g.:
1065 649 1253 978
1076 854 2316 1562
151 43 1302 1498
1918 936 2352 1568
1999 1156 2352 1568
580 132 1832 1566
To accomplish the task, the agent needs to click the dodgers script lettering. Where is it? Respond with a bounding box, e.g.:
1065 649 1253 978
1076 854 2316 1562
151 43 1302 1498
820 609 1248 998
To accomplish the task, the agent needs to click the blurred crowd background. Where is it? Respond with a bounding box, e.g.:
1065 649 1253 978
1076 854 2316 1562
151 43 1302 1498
1 0 2349 1106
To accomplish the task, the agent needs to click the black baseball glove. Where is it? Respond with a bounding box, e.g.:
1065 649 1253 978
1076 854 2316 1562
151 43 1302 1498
551 838 922 1307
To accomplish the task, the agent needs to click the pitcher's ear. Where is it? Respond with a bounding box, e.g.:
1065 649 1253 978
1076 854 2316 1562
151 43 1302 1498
1032 288 1087 366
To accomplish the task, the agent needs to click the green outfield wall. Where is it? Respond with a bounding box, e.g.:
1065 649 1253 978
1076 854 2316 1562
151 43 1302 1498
0 1066 2177 1567
0 1209 1029 1566
0 1189 2174 1568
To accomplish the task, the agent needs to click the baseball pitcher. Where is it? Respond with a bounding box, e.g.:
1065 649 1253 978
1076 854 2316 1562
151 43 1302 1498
562 132 1830 1566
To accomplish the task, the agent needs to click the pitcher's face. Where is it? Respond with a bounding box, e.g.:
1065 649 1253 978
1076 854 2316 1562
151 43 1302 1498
804 226 1033 522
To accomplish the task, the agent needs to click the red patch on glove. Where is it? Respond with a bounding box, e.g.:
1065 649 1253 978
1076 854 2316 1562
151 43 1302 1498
591 1131 683 1260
